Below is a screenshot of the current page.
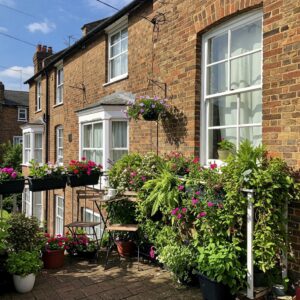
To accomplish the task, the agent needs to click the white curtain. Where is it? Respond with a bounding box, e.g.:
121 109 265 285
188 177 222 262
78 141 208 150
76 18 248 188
33 192 42 224
112 121 128 161
34 133 42 163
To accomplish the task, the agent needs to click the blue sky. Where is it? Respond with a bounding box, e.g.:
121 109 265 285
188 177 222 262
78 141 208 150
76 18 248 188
0 0 132 91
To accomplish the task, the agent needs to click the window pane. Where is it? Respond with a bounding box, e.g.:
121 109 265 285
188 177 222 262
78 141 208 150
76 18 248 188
112 150 128 162
83 125 92 147
111 32 120 44
111 56 121 78
83 150 93 161
112 121 127 148
121 53 128 75
207 62 228 95
94 150 103 164
231 20 262 56
110 43 121 57
93 123 103 148
33 192 42 224
240 90 262 125
208 128 237 159
35 133 42 148
208 33 228 63
24 134 30 147
230 51 261 90
121 38 128 52
208 95 237 127
240 126 262 147
121 28 128 39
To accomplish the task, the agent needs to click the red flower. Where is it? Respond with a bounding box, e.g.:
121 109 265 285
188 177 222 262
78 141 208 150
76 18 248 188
74 169 79 174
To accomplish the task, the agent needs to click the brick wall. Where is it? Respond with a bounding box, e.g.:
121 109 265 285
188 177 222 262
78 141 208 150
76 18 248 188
27 0 300 276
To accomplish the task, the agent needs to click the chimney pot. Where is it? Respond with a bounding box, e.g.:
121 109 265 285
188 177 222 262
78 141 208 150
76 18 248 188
48 46 53 54
42 45 47 52
36 44 42 52
33 45 53 73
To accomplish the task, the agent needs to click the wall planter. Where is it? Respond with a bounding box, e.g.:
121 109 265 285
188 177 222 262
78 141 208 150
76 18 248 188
67 173 100 187
13 273 36 294
0 179 25 194
28 176 67 192
198 273 235 300
42 249 65 269
115 240 135 258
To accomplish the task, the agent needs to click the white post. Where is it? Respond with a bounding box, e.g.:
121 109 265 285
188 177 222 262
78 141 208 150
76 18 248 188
243 188 255 300
282 202 288 278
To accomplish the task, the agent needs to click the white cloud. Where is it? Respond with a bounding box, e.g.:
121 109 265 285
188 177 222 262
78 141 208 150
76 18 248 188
0 26 8 32
27 19 56 34
0 0 15 6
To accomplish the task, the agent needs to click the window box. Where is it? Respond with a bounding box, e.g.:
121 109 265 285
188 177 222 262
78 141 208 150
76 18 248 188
28 176 67 192
0 179 25 195
67 173 100 188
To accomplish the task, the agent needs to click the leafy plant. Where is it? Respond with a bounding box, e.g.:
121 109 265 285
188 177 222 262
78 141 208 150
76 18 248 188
29 160 67 179
6 214 44 252
6 251 42 276
43 233 68 251
0 167 23 183
0 142 22 171
0 216 9 252
217 139 235 151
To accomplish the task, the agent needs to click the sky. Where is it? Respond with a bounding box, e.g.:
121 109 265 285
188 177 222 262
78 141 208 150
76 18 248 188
0 0 133 91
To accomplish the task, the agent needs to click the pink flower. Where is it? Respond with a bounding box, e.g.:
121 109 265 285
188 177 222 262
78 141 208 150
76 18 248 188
193 157 199 164
197 212 207 218
182 208 187 213
149 246 155 259
178 185 184 191
130 171 137 177
171 208 179 215
11 172 17 179
210 163 218 170
141 176 146 181
81 157 86 161
207 201 214 207
129 180 134 184
218 203 223 209
192 198 198 205
177 213 182 219
195 191 201 195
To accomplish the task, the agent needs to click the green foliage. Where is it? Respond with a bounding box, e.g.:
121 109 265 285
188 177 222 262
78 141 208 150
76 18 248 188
0 142 22 171
29 160 67 178
217 139 235 151
7 214 44 252
108 200 137 224
6 251 42 276
158 244 195 283
0 214 9 252
197 239 246 294
154 226 177 251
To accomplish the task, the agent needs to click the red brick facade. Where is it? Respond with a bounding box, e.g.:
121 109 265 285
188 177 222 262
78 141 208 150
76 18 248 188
25 0 300 276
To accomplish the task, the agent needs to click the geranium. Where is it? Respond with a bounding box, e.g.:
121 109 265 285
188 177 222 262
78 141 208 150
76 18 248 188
68 157 102 176
66 233 97 255
207 201 214 207
0 167 22 183
44 234 68 252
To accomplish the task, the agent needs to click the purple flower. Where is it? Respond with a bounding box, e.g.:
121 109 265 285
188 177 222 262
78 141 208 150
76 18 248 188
151 104 156 108
171 208 178 215
139 103 145 107
192 198 198 205
197 212 207 218
182 208 187 213
11 172 17 179
178 185 184 191
140 109 145 113
207 201 214 207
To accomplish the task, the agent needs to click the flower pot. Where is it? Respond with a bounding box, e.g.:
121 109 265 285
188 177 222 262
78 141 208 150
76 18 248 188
13 273 36 293
0 179 25 195
42 249 65 269
28 176 67 192
67 173 100 187
217 150 231 160
115 240 135 258
198 273 234 300
142 110 159 121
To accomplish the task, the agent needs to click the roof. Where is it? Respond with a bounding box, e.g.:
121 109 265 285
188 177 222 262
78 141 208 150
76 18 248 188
4 90 29 107
76 91 134 113
25 0 148 84
81 18 108 34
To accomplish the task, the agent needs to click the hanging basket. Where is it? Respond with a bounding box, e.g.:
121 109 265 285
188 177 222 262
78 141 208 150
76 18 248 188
142 110 160 121
67 173 100 187
0 179 25 195
28 176 67 192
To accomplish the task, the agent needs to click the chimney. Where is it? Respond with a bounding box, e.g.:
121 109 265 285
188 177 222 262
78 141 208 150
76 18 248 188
33 44 53 73
0 82 4 105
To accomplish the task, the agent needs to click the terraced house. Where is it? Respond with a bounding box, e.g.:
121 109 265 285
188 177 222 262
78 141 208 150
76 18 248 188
23 0 300 277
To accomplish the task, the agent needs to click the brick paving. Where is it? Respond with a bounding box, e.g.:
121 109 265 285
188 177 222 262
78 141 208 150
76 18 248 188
1 255 203 300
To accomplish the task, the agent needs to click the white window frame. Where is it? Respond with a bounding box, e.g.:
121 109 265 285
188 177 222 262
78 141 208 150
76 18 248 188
107 20 128 83
22 188 43 226
56 126 64 165
34 133 43 163
56 66 64 105
23 133 31 164
83 208 103 239
18 107 27 122
13 136 23 145
36 79 42 111
111 120 129 162
200 10 263 165
55 195 64 236
21 125 44 165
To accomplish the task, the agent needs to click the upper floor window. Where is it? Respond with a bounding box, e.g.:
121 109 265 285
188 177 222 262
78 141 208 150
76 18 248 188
18 107 27 122
34 133 43 163
36 80 42 111
201 11 262 163
56 126 64 165
24 133 31 163
56 66 64 105
22 127 43 165
111 121 128 161
13 136 23 145
108 26 128 82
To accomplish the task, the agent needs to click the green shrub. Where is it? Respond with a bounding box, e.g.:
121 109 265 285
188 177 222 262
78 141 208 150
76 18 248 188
0 142 22 171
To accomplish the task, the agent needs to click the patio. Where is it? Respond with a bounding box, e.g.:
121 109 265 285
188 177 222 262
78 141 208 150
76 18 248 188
1 256 202 300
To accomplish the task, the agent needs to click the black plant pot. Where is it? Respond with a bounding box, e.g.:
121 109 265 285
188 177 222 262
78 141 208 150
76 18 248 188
67 173 100 187
142 110 159 121
0 179 25 195
28 176 67 192
198 274 234 300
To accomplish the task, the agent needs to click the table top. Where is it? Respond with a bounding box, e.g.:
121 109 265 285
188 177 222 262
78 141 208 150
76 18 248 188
106 224 139 232
65 221 101 228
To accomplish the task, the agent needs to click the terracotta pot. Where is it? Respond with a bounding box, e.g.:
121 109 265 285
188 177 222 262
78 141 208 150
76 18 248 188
115 240 135 258
42 249 65 269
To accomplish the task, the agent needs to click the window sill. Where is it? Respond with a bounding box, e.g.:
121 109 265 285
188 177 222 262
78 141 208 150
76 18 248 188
53 102 64 108
35 109 42 113
103 74 128 87
18 119 27 122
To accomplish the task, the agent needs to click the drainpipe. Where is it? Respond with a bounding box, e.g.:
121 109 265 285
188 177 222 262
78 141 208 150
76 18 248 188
45 70 49 232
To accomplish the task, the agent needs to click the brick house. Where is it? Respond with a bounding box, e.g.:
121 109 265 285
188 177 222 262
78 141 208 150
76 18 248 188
23 0 300 276
0 81 28 146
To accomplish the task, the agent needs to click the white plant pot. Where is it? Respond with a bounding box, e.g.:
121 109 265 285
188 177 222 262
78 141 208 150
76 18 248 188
13 273 36 293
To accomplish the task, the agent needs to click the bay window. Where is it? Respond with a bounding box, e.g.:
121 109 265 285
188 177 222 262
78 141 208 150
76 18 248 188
34 133 43 163
201 11 262 163
22 188 43 226
24 133 31 163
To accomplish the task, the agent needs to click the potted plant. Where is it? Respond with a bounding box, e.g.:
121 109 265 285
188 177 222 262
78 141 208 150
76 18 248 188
0 167 25 194
125 96 168 121
6 251 42 293
115 232 136 258
28 161 67 192
67 157 103 187
42 234 67 269
217 139 235 160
